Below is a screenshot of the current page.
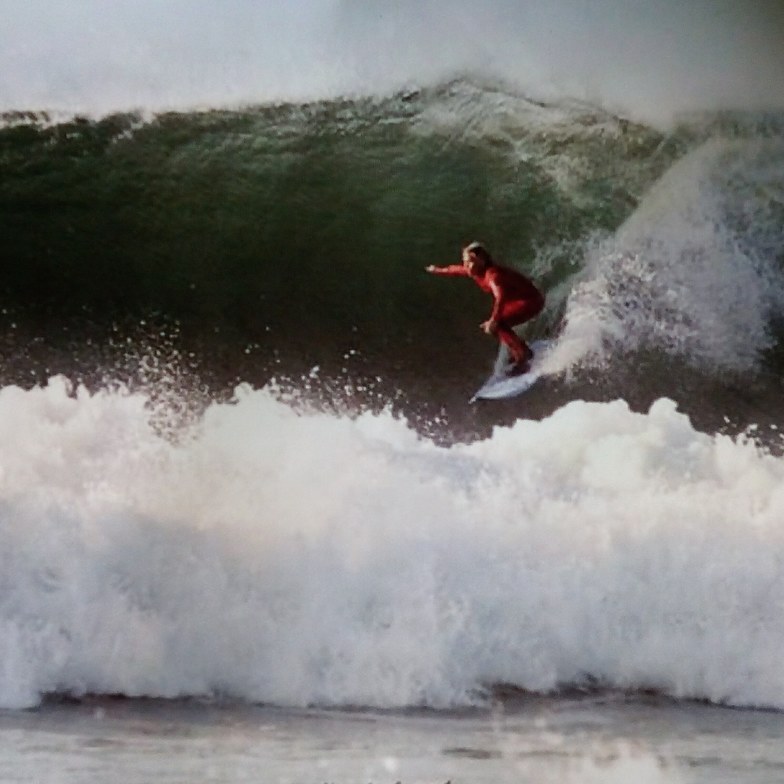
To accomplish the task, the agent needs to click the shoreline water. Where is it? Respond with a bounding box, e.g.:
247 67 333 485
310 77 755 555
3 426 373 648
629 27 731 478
3 693 784 783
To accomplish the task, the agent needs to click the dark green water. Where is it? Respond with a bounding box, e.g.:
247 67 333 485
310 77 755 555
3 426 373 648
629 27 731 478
1 81 782 440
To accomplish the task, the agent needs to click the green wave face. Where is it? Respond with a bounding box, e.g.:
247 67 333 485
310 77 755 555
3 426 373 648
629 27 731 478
1 82 782 440
0 85 676 332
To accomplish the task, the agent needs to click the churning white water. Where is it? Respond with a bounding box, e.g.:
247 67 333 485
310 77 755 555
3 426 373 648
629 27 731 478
1 378 783 711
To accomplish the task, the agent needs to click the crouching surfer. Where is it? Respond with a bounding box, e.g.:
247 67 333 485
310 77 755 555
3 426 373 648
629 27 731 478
426 242 545 373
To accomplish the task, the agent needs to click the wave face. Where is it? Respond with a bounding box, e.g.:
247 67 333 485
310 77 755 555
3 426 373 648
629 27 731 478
2 380 784 711
2 83 783 435
1 78 784 711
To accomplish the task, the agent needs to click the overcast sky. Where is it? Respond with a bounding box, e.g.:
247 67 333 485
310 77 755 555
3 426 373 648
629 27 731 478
2 0 783 123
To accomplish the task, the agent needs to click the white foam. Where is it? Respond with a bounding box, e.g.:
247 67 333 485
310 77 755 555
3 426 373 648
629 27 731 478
547 136 784 375
1 378 784 710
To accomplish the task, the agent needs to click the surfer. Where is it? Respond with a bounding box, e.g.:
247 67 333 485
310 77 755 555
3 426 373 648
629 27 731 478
426 242 545 372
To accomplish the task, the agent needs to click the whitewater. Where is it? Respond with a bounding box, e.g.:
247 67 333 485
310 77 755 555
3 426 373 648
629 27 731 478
1 376 782 715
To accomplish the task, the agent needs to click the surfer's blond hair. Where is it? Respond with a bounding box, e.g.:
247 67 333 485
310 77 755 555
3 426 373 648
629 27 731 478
464 241 493 266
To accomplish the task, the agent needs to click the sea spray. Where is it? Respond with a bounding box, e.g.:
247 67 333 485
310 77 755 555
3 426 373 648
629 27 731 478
548 136 784 374
1 379 784 709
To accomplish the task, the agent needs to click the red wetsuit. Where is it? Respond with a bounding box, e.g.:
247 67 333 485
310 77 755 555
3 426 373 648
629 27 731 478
431 263 545 363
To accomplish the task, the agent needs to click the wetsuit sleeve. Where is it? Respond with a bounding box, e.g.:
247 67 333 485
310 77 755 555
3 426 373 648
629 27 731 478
430 265 469 276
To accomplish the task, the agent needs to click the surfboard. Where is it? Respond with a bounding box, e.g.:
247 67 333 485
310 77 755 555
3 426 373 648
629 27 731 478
470 339 553 403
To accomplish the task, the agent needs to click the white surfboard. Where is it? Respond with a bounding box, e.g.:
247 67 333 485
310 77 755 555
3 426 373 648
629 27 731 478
470 339 553 403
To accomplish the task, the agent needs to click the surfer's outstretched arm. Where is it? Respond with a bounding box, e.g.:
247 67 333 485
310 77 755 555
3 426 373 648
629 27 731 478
425 264 469 276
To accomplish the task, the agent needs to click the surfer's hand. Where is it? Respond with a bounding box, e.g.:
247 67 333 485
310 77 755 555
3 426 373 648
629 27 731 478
481 319 498 335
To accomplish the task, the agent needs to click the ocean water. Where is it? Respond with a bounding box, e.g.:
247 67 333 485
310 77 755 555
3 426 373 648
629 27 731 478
4 695 784 784
2 1 784 781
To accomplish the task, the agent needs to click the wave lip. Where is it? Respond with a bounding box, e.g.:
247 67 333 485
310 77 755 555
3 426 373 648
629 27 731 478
1 380 784 711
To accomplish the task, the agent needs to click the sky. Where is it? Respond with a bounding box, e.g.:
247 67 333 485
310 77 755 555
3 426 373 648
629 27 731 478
1 0 783 124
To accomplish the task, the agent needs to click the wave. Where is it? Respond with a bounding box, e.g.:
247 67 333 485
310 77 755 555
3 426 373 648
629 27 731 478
2 77 784 714
1 378 783 711
1 81 783 441
0 83 666 388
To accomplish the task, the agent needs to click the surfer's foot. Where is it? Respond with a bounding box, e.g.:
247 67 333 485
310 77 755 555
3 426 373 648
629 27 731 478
507 358 531 376
506 347 533 375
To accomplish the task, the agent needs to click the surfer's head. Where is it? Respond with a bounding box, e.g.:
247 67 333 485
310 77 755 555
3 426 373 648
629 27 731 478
462 241 493 274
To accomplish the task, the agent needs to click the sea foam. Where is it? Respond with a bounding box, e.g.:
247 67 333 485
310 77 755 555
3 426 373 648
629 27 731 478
548 136 784 375
0 378 783 710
